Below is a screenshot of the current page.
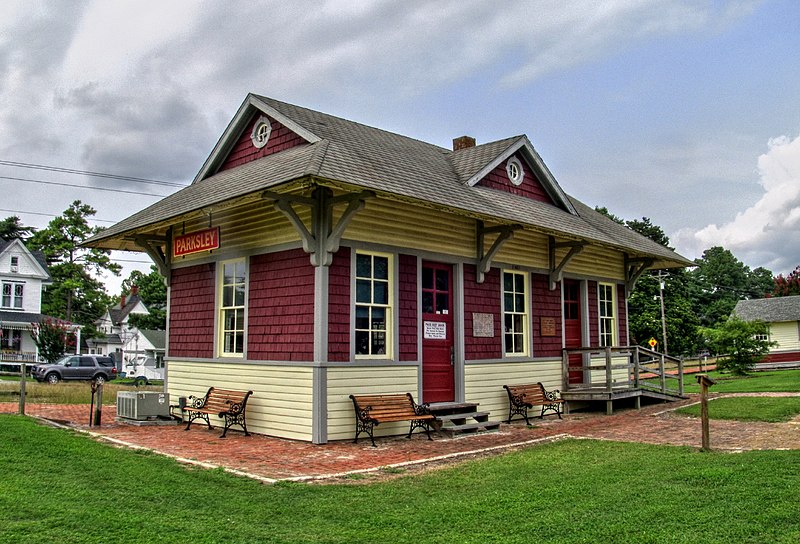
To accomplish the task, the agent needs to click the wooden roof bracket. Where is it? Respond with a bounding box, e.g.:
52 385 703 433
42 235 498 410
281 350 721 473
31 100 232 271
625 254 655 295
476 221 521 283
264 187 374 267
134 230 172 286
549 236 585 290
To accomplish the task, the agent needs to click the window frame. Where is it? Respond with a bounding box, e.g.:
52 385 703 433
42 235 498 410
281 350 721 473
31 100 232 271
217 258 247 358
1 281 23 309
598 282 617 347
353 250 394 359
502 270 530 357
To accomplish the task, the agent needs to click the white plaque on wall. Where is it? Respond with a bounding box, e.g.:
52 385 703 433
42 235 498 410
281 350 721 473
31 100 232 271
472 313 494 338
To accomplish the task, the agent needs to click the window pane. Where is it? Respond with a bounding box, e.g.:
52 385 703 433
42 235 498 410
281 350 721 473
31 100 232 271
223 285 233 307
371 307 386 330
356 279 371 303
234 285 245 306
422 268 433 289
355 306 369 329
355 331 369 355
234 332 244 353
504 293 513 312
436 270 448 291
235 309 244 330
356 254 371 278
373 256 388 280
436 293 448 313
372 332 386 354
503 273 514 292
422 292 434 314
373 281 388 305
515 293 525 313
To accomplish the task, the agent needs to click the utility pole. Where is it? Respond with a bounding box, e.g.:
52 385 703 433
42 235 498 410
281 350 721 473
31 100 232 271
658 270 668 355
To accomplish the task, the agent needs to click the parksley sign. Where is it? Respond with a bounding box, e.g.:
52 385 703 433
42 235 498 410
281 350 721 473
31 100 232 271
173 227 220 257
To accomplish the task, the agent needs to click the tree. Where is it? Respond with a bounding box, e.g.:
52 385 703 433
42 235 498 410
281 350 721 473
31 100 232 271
26 201 119 326
0 215 36 241
121 265 167 330
31 318 76 364
688 247 773 327
700 317 775 375
773 266 800 296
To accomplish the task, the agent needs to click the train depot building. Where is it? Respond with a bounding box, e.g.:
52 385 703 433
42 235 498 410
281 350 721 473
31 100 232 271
87 94 691 443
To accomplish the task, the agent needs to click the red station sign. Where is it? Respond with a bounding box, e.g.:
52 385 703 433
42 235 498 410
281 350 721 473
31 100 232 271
173 227 220 257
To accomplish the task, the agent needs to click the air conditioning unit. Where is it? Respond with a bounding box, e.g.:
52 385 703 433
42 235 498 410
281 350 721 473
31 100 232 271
116 391 170 420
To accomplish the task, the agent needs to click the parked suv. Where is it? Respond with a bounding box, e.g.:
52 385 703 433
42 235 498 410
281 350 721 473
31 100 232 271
32 355 117 385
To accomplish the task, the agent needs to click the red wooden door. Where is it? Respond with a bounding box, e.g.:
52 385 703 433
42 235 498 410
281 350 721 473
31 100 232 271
422 262 455 403
563 279 584 385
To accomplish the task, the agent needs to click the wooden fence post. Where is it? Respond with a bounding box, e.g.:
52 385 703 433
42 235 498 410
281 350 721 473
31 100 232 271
696 374 716 451
18 362 27 415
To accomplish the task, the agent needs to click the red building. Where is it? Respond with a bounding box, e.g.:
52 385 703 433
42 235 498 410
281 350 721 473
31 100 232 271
87 94 690 443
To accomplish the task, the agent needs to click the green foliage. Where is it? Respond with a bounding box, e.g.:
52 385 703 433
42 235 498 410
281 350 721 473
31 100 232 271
700 317 775 375
773 265 800 296
689 247 774 327
30 318 75 363
26 201 118 325
0 215 36 240
121 265 167 330
676 397 800 422
2 421 799 543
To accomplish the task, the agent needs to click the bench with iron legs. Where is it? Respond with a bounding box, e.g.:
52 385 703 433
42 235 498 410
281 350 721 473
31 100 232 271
503 382 565 425
184 387 253 438
349 393 435 447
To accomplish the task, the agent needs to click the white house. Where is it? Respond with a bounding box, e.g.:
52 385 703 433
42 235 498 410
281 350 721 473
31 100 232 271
0 238 80 364
734 296 800 367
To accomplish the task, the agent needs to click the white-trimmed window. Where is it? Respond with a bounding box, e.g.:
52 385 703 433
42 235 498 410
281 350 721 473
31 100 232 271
1 282 23 309
598 283 617 347
355 251 392 357
503 271 529 355
218 259 246 357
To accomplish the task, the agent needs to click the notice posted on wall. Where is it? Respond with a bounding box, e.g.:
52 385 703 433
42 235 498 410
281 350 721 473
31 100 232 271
472 313 494 338
424 321 447 340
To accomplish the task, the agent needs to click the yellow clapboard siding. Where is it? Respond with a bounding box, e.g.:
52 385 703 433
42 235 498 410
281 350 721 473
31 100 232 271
326 365 419 441
769 322 800 351
345 199 475 256
493 230 550 269
168 360 314 440
464 360 562 419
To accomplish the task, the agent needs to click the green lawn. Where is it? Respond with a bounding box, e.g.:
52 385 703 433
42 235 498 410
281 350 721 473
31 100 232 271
1 415 798 543
676 396 800 422
682 369 800 394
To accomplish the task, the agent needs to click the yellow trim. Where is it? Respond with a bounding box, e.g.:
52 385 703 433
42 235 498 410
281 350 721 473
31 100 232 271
354 250 394 359
217 258 247 358
502 270 530 357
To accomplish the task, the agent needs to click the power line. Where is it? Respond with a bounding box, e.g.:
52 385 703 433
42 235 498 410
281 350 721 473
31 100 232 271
0 159 187 188
0 174 173 197
0 207 116 223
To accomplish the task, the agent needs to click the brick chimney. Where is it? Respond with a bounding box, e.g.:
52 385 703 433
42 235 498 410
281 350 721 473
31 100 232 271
120 294 126 308
452 135 476 151
131 285 139 297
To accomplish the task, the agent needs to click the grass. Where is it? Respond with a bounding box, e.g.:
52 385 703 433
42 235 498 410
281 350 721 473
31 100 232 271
1 415 799 543
676 396 800 422
0 380 160 405
682 369 800 394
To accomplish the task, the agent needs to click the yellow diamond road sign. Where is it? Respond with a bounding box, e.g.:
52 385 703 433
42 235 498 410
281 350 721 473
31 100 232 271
648 337 658 348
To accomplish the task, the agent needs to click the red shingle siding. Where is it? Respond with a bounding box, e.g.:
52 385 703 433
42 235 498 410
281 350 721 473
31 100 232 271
218 115 306 172
464 265 502 360
588 281 600 347
168 264 215 358
399 254 418 361
763 351 800 364
532 274 563 357
617 284 628 346
248 249 314 361
477 152 555 204
328 248 351 362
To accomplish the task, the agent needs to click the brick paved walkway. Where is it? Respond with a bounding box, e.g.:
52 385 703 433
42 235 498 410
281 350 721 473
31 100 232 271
3 394 800 483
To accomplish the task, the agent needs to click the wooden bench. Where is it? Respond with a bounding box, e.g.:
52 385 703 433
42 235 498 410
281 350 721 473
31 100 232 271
349 393 435 447
184 387 253 438
503 382 565 425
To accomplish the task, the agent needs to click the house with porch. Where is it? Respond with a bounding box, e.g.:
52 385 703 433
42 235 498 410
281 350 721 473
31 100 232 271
85 93 691 443
734 296 800 367
0 238 81 365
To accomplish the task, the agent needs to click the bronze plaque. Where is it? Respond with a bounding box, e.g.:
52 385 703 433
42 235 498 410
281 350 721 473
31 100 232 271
540 317 557 337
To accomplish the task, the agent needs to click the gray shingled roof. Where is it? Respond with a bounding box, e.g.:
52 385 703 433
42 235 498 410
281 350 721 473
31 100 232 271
85 94 691 268
734 296 800 322
139 329 166 350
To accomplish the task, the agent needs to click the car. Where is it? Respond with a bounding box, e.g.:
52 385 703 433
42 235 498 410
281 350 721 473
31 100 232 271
31 355 118 385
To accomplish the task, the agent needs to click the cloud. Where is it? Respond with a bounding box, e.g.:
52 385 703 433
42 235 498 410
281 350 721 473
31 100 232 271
673 134 800 274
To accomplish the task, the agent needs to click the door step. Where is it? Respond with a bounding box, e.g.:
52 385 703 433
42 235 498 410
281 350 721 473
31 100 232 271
426 402 502 437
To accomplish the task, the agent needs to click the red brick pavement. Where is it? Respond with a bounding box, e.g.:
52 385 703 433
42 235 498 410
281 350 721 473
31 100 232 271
3 394 799 482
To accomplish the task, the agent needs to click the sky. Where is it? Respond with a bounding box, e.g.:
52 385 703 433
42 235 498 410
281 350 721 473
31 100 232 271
1 0 799 297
